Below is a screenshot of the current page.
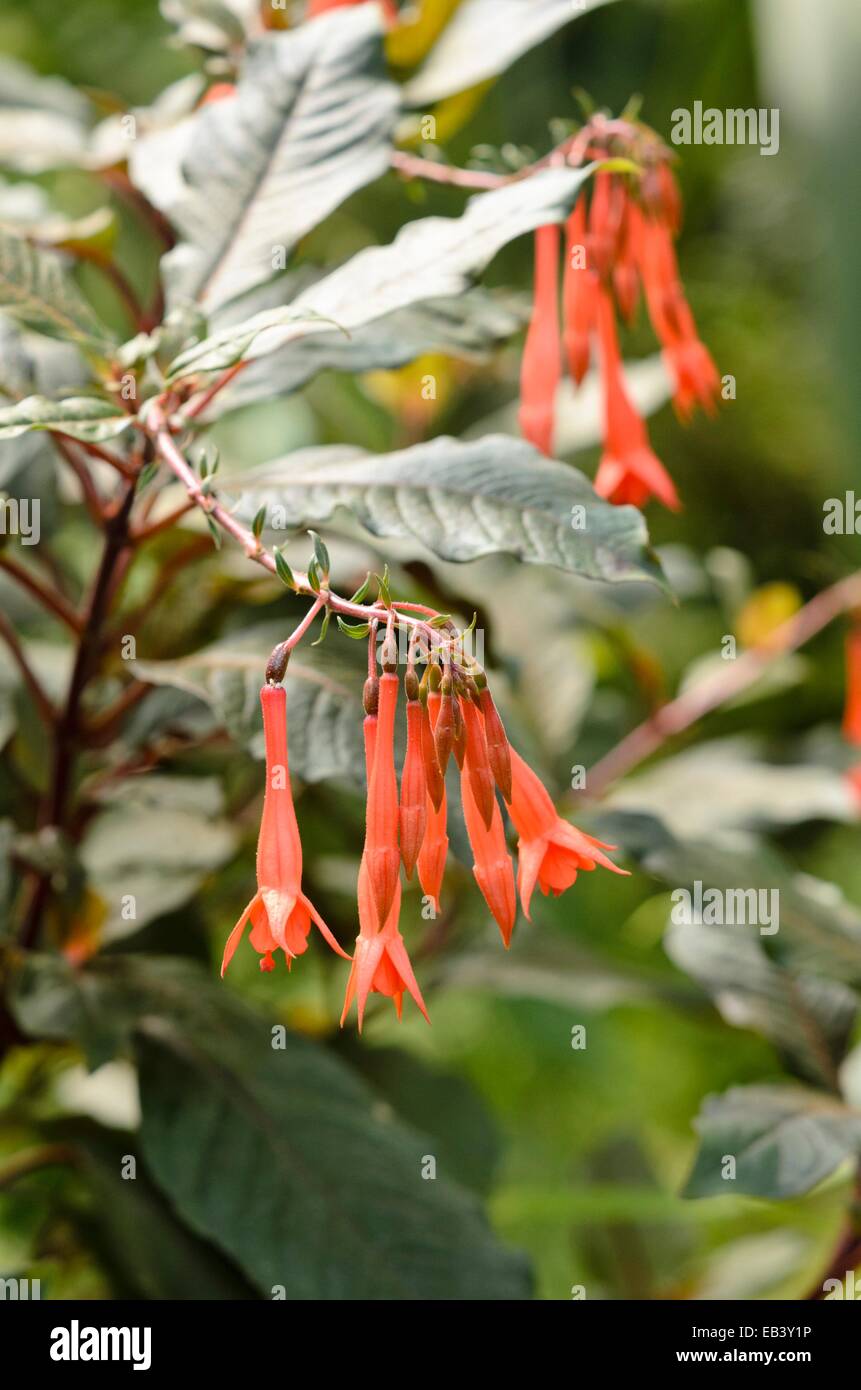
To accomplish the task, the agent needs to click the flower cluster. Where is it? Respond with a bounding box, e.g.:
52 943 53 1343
519 130 720 509
223 634 626 1029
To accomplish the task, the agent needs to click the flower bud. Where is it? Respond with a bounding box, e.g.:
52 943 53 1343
433 677 456 774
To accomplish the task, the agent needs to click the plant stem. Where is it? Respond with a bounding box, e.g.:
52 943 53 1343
51 436 106 525
390 115 645 192
584 570 861 800
0 554 82 633
0 610 55 725
18 478 138 949
147 404 456 656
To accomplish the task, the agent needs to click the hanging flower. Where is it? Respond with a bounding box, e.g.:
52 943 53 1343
363 662 401 930
222 684 348 975
417 671 449 914
519 223 562 456
399 670 428 878
594 287 681 510
341 673 429 1029
518 125 719 510
460 734 517 946
506 748 627 919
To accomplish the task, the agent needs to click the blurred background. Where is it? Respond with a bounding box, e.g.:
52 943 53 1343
2 0 861 1300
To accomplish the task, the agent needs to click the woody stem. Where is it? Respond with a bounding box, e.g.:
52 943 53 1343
146 404 460 657
390 116 643 191
584 570 861 799
285 594 327 651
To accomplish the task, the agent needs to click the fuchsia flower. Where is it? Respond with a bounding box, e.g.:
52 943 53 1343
221 685 348 975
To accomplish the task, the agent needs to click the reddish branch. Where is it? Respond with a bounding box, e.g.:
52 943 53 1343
0 610 55 725
584 570 861 800
0 554 82 633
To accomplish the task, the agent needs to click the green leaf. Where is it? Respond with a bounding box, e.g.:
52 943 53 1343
162 9 398 311
0 394 133 442
308 528 330 576
311 608 330 647
161 0 250 52
12 951 532 1298
597 810 861 981
169 167 594 376
135 1001 532 1298
306 556 322 593
336 617 371 640
665 917 858 1089
251 504 267 540
225 434 663 587
78 775 238 946
348 572 371 604
336 1041 502 1197
200 287 529 419
165 307 339 381
287 165 595 348
132 624 366 783
404 0 616 106
42 1117 256 1299
274 547 296 589
684 1085 861 1200
0 226 115 351
0 55 91 174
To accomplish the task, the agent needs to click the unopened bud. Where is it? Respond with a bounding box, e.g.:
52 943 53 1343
363 676 379 717
265 642 290 685
405 669 420 702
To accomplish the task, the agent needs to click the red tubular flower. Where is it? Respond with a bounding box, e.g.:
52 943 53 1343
594 287 681 511
634 206 719 420
340 705 429 1029
420 691 445 811
222 684 348 975
612 196 640 325
340 867 429 1030
433 675 456 774
364 669 401 930
519 223 561 456
563 201 597 385
475 677 512 802
587 171 624 281
460 741 516 946
461 694 496 829
506 748 627 919
417 680 449 913
843 626 861 745
399 682 427 878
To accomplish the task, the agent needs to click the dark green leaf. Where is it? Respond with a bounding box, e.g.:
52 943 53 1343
273 547 296 589
226 434 663 587
684 1085 861 1200
0 227 115 352
135 1004 531 1298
